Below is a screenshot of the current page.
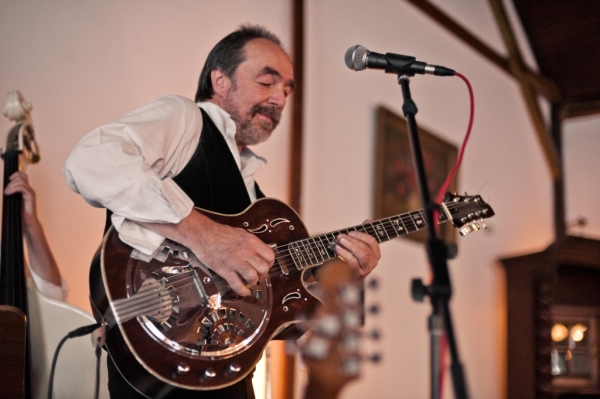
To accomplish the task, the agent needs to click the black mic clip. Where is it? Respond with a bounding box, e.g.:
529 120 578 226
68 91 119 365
384 53 454 77
384 53 421 77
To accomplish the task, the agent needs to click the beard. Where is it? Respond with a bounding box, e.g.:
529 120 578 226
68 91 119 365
223 94 282 147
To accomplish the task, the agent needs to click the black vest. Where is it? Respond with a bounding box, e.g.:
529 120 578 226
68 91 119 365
104 108 261 399
172 108 265 212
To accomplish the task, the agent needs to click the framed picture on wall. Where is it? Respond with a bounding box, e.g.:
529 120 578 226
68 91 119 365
374 106 459 244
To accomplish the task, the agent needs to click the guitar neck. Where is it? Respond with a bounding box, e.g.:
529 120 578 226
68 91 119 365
0 149 27 311
286 206 450 271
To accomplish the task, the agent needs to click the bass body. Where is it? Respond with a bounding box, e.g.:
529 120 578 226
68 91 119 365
91 194 493 398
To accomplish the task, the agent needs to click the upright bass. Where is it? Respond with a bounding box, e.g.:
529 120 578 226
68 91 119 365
0 90 40 399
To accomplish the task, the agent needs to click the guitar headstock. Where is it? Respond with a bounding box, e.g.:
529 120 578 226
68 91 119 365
441 193 495 236
296 260 380 399
2 90 40 164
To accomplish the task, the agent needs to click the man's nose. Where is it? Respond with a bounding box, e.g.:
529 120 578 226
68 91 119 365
268 86 287 109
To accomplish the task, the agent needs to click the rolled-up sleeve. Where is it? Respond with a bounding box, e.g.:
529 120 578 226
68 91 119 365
29 265 68 301
63 95 202 254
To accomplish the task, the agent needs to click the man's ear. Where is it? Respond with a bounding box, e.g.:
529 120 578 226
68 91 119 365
211 69 231 98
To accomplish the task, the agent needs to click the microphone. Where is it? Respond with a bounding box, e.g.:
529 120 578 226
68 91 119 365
345 45 455 77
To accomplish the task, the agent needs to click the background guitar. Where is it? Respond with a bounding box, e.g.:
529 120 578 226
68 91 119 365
297 258 380 399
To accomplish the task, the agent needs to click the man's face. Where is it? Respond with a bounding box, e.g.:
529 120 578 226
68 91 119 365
221 39 295 147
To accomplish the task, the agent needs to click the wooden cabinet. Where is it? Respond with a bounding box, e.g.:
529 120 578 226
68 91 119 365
500 236 600 399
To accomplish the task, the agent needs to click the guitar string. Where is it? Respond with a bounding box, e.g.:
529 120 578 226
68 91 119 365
114 200 482 310
135 200 475 293
263 199 476 273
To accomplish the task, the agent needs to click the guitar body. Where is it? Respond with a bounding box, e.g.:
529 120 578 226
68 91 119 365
91 198 321 397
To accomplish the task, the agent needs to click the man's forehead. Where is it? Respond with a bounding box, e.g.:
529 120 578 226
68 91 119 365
241 39 294 78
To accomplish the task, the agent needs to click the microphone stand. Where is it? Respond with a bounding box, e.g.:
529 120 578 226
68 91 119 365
395 73 469 399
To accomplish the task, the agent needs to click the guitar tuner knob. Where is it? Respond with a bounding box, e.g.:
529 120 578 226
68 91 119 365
341 358 361 376
459 224 475 236
368 329 381 340
368 304 380 315
368 352 382 363
367 278 379 291
176 363 190 375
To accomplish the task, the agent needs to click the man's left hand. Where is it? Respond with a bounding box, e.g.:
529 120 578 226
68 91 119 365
334 220 381 278
4 171 39 228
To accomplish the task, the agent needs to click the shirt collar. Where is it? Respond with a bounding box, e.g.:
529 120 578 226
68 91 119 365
196 101 267 175
197 101 237 144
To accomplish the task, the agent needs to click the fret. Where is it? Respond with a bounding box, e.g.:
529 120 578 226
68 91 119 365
403 214 417 233
323 233 338 259
383 217 400 239
397 215 408 235
309 237 325 263
356 223 370 238
389 217 404 236
299 239 319 267
409 211 425 231
373 220 389 242
315 235 333 261
289 241 308 270
416 210 427 230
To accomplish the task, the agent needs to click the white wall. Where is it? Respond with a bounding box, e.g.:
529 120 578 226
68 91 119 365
1 1 598 399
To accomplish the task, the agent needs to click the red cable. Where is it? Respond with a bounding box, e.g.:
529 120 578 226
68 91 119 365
435 72 474 204
435 71 474 399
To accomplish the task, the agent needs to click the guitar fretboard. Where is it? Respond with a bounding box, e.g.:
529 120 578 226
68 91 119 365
286 208 448 271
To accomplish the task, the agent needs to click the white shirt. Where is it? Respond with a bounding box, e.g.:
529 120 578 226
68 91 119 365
63 95 266 255
0 248 67 301
29 265 68 301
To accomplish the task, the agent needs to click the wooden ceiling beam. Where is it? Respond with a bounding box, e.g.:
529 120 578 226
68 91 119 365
406 0 562 104
488 0 561 179
560 100 600 120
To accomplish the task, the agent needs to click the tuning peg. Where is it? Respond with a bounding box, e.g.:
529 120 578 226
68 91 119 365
367 278 379 291
342 309 362 328
341 357 361 376
303 336 330 360
339 284 361 305
316 314 341 337
367 304 380 315
367 352 382 363
368 328 381 340
459 223 475 236
341 333 361 352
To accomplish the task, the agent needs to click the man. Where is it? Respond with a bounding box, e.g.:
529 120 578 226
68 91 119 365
64 25 380 398
5 171 66 300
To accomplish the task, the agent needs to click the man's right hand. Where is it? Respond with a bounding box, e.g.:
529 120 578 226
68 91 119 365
140 210 274 296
